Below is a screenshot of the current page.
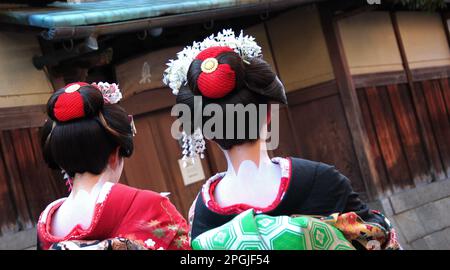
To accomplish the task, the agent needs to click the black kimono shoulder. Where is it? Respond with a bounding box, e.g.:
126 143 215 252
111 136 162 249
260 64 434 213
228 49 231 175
190 157 388 240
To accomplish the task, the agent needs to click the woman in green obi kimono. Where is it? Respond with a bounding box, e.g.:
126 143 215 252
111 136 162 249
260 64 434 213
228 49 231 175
163 29 401 250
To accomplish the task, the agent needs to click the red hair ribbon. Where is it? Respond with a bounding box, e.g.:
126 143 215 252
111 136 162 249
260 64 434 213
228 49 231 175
195 46 236 99
53 82 90 122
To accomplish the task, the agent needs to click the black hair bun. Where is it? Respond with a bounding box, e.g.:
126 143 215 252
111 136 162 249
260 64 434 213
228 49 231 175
47 85 104 123
244 57 287 104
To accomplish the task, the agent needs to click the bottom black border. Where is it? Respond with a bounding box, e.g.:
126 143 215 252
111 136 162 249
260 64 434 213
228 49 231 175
0 250 443 269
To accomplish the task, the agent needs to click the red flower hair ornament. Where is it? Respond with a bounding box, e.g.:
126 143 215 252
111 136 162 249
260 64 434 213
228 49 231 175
195 46 236 99
53 82 122 122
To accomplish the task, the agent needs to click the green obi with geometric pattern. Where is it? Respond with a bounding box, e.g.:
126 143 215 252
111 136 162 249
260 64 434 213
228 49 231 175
191 209 355 250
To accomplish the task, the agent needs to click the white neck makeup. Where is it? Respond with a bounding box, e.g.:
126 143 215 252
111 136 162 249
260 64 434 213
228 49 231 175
214 140 282 208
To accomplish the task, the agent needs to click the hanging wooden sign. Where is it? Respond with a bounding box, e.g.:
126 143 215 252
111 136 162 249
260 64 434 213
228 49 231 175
178 157 206 186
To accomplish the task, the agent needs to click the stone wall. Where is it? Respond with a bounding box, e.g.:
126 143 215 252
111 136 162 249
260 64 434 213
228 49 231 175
375 179 450 250
0 228 36 250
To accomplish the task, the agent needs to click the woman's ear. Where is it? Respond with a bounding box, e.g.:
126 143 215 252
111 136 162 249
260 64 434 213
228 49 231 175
108 147 121 170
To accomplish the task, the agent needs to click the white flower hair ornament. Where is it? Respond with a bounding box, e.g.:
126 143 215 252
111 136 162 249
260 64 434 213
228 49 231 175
162 29 262 95
91 82 123 104
162 29 262 165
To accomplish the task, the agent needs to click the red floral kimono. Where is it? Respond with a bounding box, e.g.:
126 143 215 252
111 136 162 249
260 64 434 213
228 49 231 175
37 182 190 250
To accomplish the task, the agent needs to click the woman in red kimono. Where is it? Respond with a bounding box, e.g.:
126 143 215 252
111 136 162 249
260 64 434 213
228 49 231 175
37 82 190 250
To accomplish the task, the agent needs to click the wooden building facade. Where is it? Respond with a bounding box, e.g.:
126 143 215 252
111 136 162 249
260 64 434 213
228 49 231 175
0 1 449 248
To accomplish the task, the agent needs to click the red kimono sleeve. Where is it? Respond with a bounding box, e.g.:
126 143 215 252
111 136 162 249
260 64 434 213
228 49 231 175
113 189 191 250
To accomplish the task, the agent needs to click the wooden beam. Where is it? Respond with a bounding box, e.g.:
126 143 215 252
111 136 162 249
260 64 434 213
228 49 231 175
353 70 408 89
411 65 450 82
286 80 339 106
318 3 380 200
334 5 376 21
0 105 46 131
352 66 450 89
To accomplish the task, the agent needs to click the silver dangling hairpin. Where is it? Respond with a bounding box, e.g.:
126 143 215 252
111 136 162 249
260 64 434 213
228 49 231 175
192 127 206 159
181 131 190 160
181 128 206 167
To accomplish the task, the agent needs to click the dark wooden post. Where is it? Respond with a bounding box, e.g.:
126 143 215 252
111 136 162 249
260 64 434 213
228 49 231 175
391 12 442 182
318 3 380 200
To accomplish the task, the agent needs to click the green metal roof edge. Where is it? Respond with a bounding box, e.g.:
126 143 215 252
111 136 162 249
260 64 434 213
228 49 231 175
0 0 283 28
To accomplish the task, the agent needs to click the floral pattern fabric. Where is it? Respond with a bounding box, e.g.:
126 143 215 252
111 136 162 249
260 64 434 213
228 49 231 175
49 237 147 250
322 211 401 250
